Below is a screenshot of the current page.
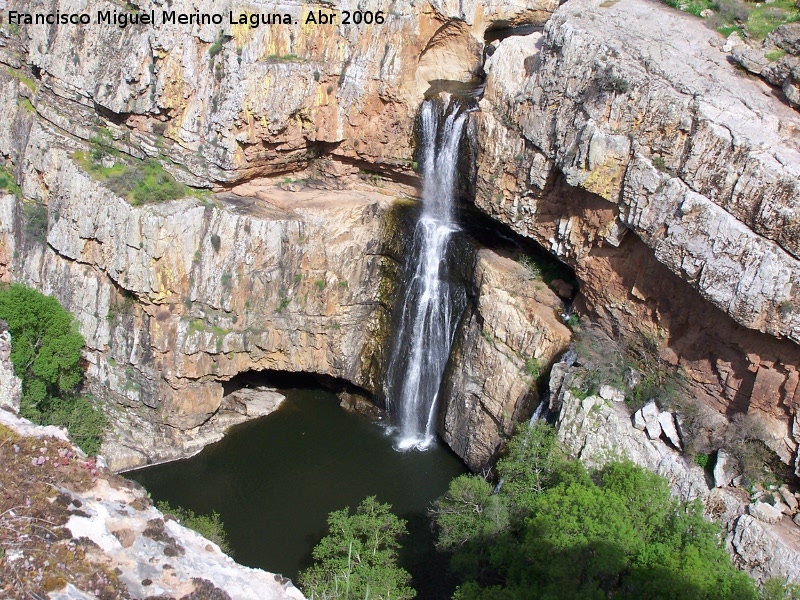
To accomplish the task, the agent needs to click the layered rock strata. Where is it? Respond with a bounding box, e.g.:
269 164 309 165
475 0 800 472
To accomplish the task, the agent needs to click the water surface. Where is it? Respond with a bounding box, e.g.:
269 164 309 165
127 387 466 597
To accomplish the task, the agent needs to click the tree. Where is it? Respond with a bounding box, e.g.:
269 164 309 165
300 497 415 600
0 283 106 454
0 283 84 417
432 424 758 600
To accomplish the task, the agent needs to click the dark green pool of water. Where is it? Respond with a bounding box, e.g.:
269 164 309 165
127 388 466 598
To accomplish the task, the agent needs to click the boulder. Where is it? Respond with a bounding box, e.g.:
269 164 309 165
645 418 662 440
713 449 738 488
658 412 682 450
748 501 784 524
599 385 625 403
778 486 798 512
632 409 647 431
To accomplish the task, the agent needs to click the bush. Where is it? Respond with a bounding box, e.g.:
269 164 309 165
23 202 48 242
45 395 108 456
299 497 415 600
0 284 106 454
0 165 21 195
432 424 758 599
156 500 230 554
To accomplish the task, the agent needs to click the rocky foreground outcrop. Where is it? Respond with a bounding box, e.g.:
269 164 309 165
0 408 305 599
475 0 800 473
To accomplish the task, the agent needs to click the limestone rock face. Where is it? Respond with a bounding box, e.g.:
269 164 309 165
0 323 22 412
1 0 560 186
1 168 400 469
476 0 800 471
440 250 571 470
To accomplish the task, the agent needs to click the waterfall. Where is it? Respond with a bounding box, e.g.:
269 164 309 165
384 99 468 451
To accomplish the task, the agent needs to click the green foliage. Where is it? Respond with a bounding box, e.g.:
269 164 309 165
74 151 189 206
90 128 115 162
695 453 710 469
277 296 290 313
156 500 230 554
659 0 799 40
22 203 48 242
4 67 38 93
107 160 186 206
0 284 84 412
299 496 415 600
265 53 306 62
515 252 572 285
759 578 800 600
766 49 787 62
572 324 684 411
432 424 757 600
524 357 540 379
44 395 108 456
314 279 326 290
210 233 221 253
0 284 106 454
0 165 21 196
208 30 225 59
107 291 136 322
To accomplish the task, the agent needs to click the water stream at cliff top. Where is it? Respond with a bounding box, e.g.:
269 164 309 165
384 99 468 451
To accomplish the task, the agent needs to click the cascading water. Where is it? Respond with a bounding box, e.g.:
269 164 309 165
384 98 468 451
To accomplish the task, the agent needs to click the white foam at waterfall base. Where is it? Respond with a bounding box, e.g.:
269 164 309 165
384 99 468 452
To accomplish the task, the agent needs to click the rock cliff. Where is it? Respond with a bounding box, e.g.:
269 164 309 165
475 0 800 473
1 0 799 480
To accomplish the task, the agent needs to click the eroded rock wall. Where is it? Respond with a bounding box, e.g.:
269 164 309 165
475 0 800 471
441 250 570 470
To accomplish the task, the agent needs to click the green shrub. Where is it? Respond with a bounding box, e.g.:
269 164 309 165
432 423 758 599
45 395 108 456
208 30 225 59
74 151 189 206
156 500 230 553
524 357 541 379
0 165 21 195
0 284 106 454
210 234 221 252
23 203 48 242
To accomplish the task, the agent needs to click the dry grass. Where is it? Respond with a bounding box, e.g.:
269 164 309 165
0 424 130 599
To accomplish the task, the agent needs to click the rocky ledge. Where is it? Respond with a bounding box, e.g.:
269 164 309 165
0 340 304 600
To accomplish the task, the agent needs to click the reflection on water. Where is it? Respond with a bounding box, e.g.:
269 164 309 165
127 387 466 598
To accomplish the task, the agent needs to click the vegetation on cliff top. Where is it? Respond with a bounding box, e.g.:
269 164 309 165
430 422 757 599
156 499 231 554
0 423 126 597
0 283 107 454
659 0 800 39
